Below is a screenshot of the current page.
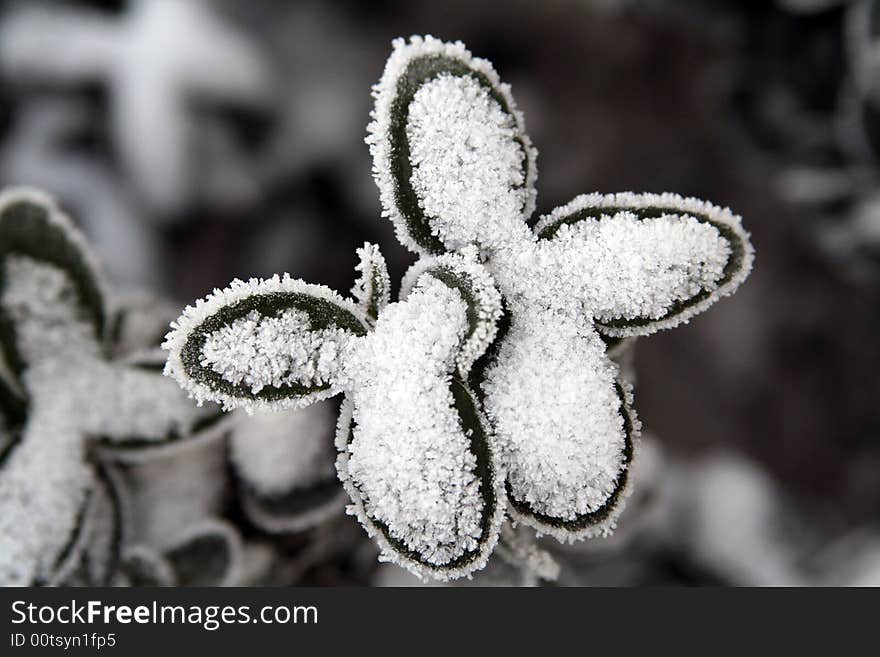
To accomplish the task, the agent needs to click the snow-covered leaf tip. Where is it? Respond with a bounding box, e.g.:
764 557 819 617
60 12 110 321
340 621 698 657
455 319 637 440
367 35 537 255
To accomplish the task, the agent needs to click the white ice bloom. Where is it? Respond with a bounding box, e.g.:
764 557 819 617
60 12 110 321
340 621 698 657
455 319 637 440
164 248 505 580
369 36 754 541
0 188 212 585
0 0 272 215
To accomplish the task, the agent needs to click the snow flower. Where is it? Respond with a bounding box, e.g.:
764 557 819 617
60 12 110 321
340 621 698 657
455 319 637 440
165 35 754 581
0 187 217 585
367 36 754 542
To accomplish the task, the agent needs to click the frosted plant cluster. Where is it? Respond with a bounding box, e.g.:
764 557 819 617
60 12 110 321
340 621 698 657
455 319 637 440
0 187 345 586
0 188 210 585
164 35 754 580
166 248 506 579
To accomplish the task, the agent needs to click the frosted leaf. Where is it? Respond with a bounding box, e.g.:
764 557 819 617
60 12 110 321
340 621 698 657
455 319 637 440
120 520 247 587
400 248 503 379
47 464 125 586
350 242 390 323
366 35 536 255
368 38 754 543
119 545 176 587
532 192 754 336
0 188 106 375
0 377 94 585
167 250 505 580
0 187 225 585
229 400 346 534
163 275 369 412
0 0 272 215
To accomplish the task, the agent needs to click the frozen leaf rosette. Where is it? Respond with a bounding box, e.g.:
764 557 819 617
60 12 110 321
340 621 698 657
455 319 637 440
0 187 218 585
367 36 754 542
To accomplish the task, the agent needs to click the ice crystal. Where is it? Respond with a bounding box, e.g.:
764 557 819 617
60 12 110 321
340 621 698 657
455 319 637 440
0 187 213 585
368 36 754 541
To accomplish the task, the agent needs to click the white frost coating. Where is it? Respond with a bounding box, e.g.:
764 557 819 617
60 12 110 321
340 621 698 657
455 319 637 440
366 35 537 255
201 308 351 395
407 74 533 251
350 242 390 321
531 192 755 336
163 274 368 412
401 248 504 379
0 382 92 586
3 255 101 364
230 402 337 496
483 313 627 524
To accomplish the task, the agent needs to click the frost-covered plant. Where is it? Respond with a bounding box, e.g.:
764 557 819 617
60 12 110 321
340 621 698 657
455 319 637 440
164 36 754 581
368 36 754 541
0 0 272 215
0 187 216 585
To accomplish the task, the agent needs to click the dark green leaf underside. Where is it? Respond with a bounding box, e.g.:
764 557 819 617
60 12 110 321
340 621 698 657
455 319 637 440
389 55 530 254
345 379 497 571
180 292 367 403
538 204 747 329
507 382 634 531
0 200 104 376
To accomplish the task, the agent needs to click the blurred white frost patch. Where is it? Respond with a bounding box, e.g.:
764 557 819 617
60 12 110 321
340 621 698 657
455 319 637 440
230 402 337 497
2 255 98 362
201 308 350 394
